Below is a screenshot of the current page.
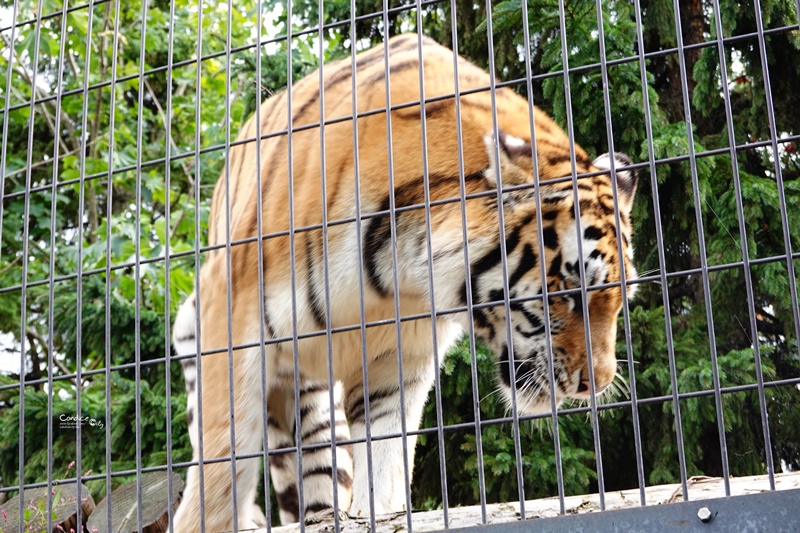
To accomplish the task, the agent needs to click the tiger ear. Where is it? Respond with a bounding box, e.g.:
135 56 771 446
592 152 638 214
483 131 533 187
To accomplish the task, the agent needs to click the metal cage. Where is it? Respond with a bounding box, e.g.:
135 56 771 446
1 0 799 532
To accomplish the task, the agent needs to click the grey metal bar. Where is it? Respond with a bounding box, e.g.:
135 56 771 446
670 0 734 500
554 0 607 509
102 2 123 531
708 0 760 495
315 7 343 531
347 6 378 529
750 0 796 488
14 0 42 526
631 0 661 505
0 4 18 263
191 0 208 530
283 11 309 533
379 14 416 532
630 0 690 503
5 236 800 307
70 0 87 522
133 1 151 530
446 7 489 523
593 0 648 506
254 1 273 529
481 0 528 518
411 25 452 526
43 1 73 531
519 0 567 517
220 0 242 528
164 0 179 526
4 104 800 205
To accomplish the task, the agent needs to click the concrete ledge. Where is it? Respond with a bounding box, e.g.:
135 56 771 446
255 472 800 533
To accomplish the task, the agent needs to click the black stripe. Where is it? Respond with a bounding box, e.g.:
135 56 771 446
468 215 530 304
365 171 486 296
305 501 333 515
584 225 604 241
509 243 537 287
301 419 332 441
175 333 196 344
363 197 393 296
345 386 399 424
262 289 276 339
269 452 293 469
542 226 558 249
510 302 545 337
472 308 496 340
548 252 563 277
276 485 300 518
300 404 314 421
366 408 395 424
303 466 354 488
300 382 328 397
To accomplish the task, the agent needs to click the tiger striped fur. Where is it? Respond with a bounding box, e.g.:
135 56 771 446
172 34 638 532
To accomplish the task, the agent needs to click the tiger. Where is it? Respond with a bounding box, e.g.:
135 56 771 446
171 33 638 532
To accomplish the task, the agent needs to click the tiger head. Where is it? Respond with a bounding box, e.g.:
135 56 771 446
475 132 638 415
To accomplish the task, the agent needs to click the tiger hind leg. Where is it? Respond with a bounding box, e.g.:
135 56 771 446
267 380 353 524
172 290 267 532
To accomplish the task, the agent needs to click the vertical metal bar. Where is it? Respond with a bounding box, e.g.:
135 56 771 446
482 0 527 517
750 0 797 487
631 0 684 503
519 0 567 515
669 0 723 500
623 0 651 505
0 1 18 263
45 2 73 530
254 1 273 528
445 4 489 523
221 0 241 529
71 0 88 521
133 1 151 529
377 12 416 532
164 0 179 525
315 9 343 532
17 0 41 515
708 0 765 495
16 0 44 522
0 3 20 519
554 0 607 509
591 0 648 504
191 0 207 529
411 21 451 525
102 1 123 530
346 6 377 529
284 8 308 532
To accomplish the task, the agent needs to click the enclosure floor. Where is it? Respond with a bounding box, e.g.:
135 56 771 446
248 472 800 533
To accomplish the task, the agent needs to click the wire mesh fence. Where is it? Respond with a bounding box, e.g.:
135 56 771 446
1 0 799 532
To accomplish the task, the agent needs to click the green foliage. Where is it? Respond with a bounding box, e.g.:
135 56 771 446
479 0 662 158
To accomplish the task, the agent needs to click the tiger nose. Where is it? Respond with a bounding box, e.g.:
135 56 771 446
576 379 608 395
